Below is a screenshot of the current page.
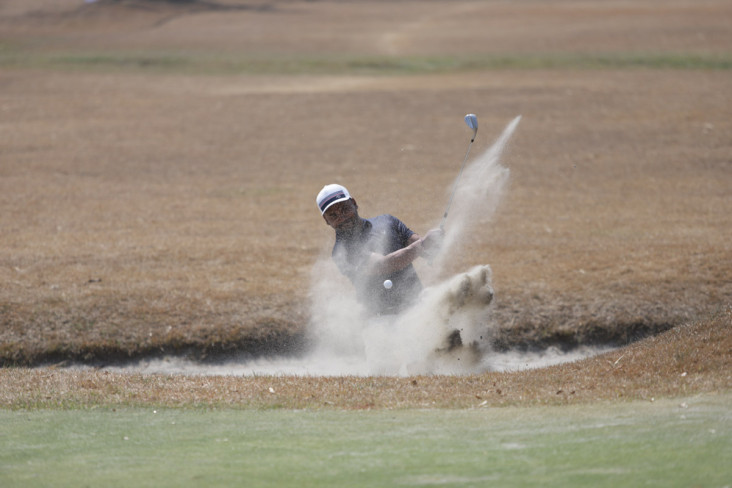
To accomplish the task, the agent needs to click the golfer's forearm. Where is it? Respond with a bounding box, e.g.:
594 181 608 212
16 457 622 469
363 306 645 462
367 239 422 275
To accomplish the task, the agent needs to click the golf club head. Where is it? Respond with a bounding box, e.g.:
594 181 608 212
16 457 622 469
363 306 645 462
464 113 478 140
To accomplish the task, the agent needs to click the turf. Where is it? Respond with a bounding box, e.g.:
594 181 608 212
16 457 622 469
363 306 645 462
1 393 729 488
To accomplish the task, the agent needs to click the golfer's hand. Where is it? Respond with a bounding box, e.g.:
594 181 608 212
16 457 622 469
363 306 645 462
420 228 444 258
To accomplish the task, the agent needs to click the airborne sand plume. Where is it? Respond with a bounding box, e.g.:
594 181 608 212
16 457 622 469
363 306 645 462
304 116 521 376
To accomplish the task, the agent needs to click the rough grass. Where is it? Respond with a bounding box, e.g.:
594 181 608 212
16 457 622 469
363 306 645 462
1 65 730 367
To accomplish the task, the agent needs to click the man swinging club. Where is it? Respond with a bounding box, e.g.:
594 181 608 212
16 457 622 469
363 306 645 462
317 184 443 316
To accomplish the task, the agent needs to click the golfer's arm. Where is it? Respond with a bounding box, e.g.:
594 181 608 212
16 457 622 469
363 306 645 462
364 235 423 275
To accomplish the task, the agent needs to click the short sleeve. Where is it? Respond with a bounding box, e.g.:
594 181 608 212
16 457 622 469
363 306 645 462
390 215 414 246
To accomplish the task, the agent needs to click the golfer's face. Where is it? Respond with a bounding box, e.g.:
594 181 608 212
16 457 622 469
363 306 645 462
323 200 358 231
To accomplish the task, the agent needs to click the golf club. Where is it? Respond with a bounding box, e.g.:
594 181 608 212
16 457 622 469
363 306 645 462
440 113 478 229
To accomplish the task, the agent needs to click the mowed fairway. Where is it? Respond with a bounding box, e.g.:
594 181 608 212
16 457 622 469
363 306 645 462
2 394 729 488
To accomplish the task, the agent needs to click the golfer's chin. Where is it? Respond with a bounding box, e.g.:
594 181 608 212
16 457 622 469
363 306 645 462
335 219 359 235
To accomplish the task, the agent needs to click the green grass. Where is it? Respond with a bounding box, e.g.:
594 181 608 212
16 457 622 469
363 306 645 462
1 48 731 75
1 393 729 487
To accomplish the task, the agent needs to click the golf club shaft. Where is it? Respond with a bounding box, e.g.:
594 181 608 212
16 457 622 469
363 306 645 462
440 137 475 230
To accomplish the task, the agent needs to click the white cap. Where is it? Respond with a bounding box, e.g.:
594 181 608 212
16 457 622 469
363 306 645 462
316 184 351 215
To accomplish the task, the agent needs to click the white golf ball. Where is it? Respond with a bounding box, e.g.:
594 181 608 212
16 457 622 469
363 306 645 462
383 279 393 289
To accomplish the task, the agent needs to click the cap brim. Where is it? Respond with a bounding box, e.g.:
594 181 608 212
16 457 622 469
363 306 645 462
320 196 350 215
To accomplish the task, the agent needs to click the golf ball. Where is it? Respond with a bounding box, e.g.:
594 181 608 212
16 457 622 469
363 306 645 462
383 279 393 289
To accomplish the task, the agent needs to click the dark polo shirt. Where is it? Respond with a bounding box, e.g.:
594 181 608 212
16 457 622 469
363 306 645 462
332 215 422 316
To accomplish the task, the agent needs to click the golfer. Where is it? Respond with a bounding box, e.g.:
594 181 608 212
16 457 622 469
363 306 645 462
317 183 443 316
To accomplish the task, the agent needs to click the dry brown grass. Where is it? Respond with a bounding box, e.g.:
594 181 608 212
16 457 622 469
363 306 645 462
2 67 728 366
1 0 730 406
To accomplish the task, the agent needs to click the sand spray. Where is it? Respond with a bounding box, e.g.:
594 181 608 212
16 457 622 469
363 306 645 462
306 116 522 375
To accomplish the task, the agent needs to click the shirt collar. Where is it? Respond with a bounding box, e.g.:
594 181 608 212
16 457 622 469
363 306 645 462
335 218 370 241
